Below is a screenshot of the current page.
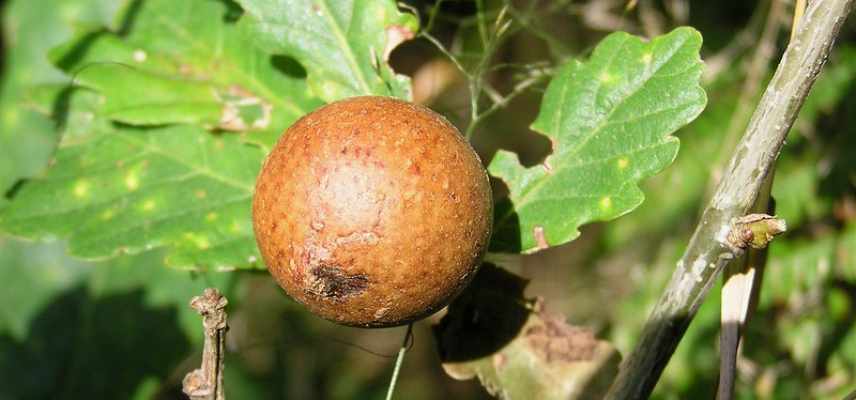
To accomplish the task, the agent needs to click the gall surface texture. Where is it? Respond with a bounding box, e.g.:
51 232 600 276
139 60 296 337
253 96 492 327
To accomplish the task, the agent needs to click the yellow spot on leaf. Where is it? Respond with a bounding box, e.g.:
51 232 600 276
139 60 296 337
184 233 210 250
3 109 17 126
195 190 207 199
600 196 612 210
142 199 156 211
599 72 613 83
133 50 147 62
73 181 90 198
617 158 629 169
125 173 139 191
206 212 219 222
100 209 115 220
641 53 652 64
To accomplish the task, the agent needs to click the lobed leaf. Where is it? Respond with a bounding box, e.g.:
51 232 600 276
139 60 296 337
0 0 340 268
0 0 130 208
489 27 706 252
236 0 419 102
0 111 263 268
50 0 322 149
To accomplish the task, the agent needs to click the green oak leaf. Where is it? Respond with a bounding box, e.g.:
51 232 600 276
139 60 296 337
0 100 264 269
0 0 131 208
602 69 742 248
604 46 856 249
49 0 322 150
489 27 706 252
0 0 349 268
236 0 419 102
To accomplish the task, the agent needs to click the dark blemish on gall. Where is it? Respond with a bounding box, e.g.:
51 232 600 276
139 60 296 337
308 265 369 299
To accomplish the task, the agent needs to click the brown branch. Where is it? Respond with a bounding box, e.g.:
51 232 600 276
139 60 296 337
604 0 855 398
182 288 229 400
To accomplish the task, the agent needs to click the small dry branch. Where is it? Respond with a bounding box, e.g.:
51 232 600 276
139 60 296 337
182 288 229 400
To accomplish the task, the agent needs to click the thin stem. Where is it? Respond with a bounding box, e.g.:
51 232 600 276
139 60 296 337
419 33 469 78
384 324 413 400
466 70 550 136
718 3 806 396
420 1 547 141
717 172 775 400
422 0 445 35
604 1 855 398
475 0 489 47
463 4 513 140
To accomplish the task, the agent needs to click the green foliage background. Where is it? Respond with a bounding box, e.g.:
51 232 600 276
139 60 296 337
1 0 855 399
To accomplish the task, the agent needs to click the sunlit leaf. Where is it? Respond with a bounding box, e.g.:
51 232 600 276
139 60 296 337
236 0 419 102
0 0 130 207
489 27 706 252
49 0 322 149
0 110 264 269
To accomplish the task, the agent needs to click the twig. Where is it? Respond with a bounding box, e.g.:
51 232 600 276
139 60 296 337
718 2 808 397
792 0 807 41
182 288 229 400
604 1 855 398
470 70 550 126
718 175 776 400
384 324 414 400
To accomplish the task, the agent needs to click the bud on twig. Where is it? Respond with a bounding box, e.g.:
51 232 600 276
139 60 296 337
727 214 787 251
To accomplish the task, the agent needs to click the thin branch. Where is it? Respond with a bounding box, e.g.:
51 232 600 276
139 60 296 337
604 1 855 398
418 0 550 140
183 288 229 400
718 3 808 397
384 324 414 400
469 69 551 128
718 175 776 400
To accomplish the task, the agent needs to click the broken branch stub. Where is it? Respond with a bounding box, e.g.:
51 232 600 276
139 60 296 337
434 265 620 400
183 288 229 400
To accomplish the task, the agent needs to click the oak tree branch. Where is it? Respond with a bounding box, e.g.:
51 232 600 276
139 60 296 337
605 0 855 398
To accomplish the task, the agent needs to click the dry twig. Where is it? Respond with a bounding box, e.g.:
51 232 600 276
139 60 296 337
182 288 229 400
